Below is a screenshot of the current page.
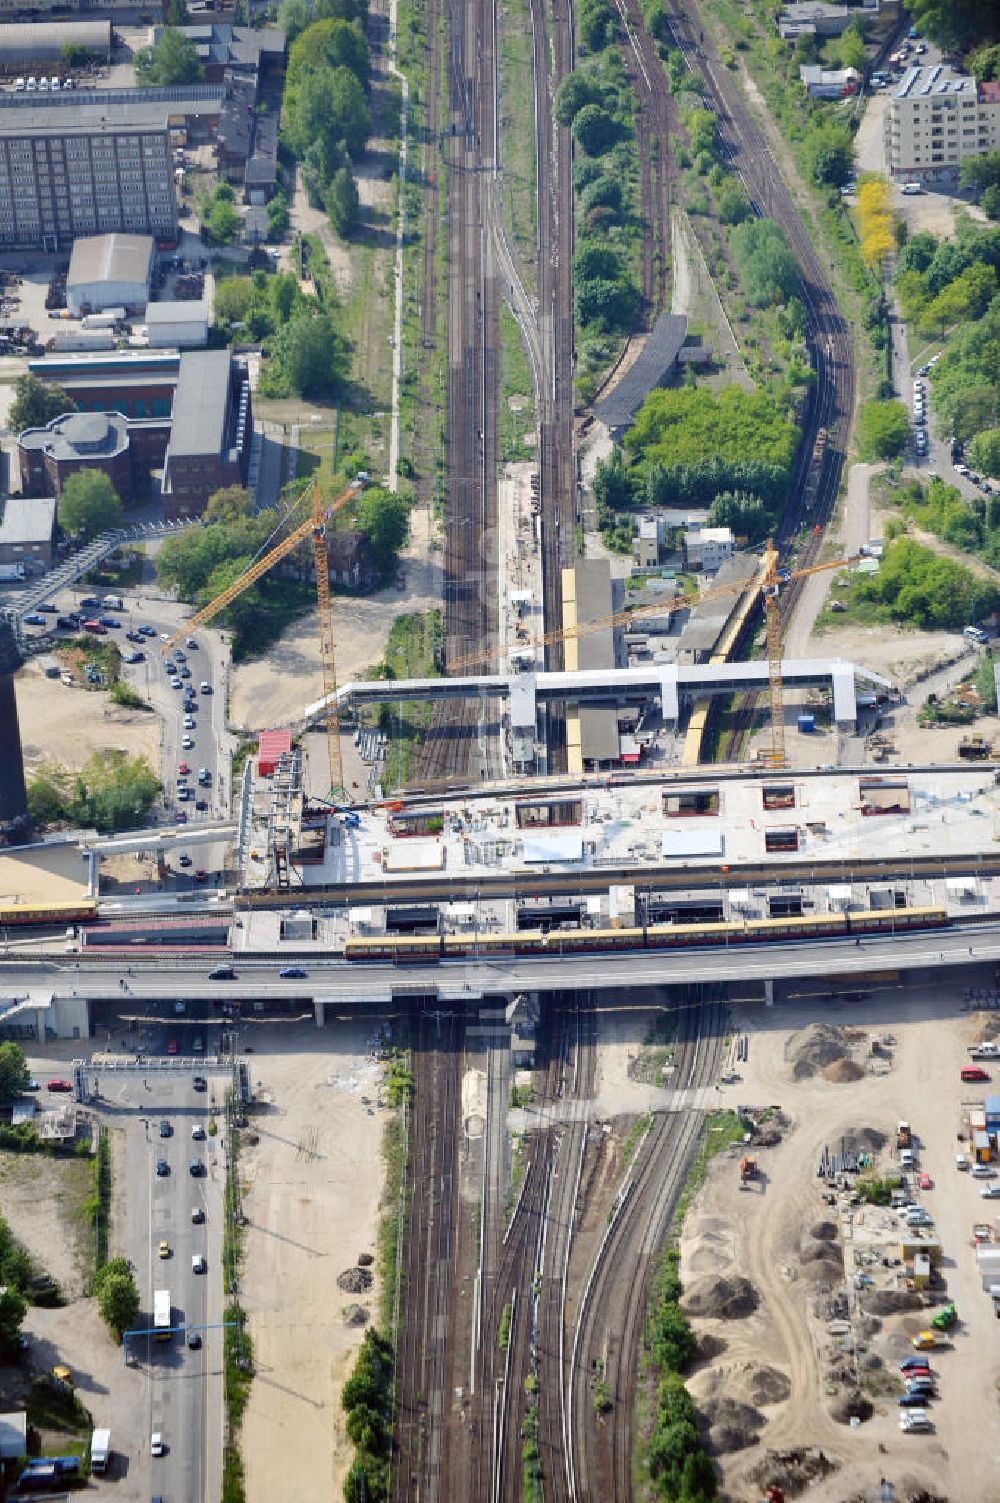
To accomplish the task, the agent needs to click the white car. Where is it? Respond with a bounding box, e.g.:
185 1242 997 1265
980 1185 1000 1198
900 1410 931 1432
192 1254 207 1274
182 735 194 749
955 463 971 475
971 1163 996 1178
151 1432 165 1457
183 716 196 729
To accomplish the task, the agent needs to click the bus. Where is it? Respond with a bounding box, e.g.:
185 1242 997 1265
154 1290 171 1340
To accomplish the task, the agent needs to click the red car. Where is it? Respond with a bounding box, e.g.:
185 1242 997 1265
167 1040 178 1055
46 1079 72 1092
83 619 107 635
918 1172 933 1190
178 761 190 775
194 869 207 882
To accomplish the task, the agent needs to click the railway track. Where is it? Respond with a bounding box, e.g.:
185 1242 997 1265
565 995 725 1502
391 1006 461 1503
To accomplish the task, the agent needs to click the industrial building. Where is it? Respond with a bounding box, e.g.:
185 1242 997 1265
0 493 55 567
0 19 111 69
66 233 154 316
141 298 209 348
884 65 1000 182
683 525 735 573
161 349 252 519
27 350 183 418
18 409 168 504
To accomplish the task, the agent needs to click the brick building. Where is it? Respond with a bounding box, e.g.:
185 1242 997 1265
18 409 170 504
161 349 252 519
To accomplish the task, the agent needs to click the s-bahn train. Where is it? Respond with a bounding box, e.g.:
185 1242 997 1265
344 905 949 963
0 899 98 929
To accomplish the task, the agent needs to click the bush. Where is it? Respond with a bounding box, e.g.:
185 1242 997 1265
854 536 996 630
857 399 910 461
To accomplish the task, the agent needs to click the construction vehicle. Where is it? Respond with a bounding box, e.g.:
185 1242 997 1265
959 734 991 760
897 1120 912 1150
161 476 364 799
451 539 861 767
931 1301 957 1331
740 1155 757 1188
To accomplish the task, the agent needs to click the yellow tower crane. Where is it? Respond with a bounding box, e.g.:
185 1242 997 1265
449 541 860 767
161 476 363 799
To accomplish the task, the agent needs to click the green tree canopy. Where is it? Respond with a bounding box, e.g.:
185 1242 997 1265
9 372 76 433
628 385 799 478
855 536 996 629
325 165 360 239
968 427 1000 478
0 1286 26 1357
355 489 409 576
554 69 604 126
268 310 352 399
857 399 910 461
908 0 1000 53
287 17 369 87
572 103 619 156
58 471 123 540
95 1267 140 1342
959 149 1000 198
805 122 854 187
135 26 204 85
707 489 773 544
283 64 371 162
730 219 800 306
0 1042 29 1102
201 184 241 245
837 23 866 72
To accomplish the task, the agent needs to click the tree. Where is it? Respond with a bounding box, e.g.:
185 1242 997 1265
273 311 351 398
8 372 76 433
805 123 854 187
283 65 370 162
135 26 204 86
0 1042 29 1102
287 18 370 87
959 149 1000 197
923 263 998 337
707 489 773 543
730 219 800 306
554 70 604 126
593 447 634 510
201 184 241 246
857 399 910 461
355 489 409 575
214 277 255 328
716 180 750 224
969 428 1000 479
572 103 618 156
325 165 360 238
95 1267 140 1341
838 23 866 73
58 471 123 540
984 184 1000 221
279 0 311 38
908 0 1000 54
684 106 717 158
0 1285 26 1358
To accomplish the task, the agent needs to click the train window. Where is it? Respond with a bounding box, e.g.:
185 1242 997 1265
764 828 799 852
762 784 796 810
663 788 719 817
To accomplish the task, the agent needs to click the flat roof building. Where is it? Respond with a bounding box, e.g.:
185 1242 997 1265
0 19 111 65
162 349 252 519
593 312 688 438
885 65 1000 182
142 298 209 348
0 494 56 567
67 233 154 314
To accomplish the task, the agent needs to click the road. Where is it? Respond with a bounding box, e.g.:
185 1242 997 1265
72 1053 225 1502
5 923 999 1004
20 588 234 883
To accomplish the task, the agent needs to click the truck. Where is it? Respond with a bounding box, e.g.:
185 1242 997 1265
154 1288 171 1339
101 594 125 611
90 1427 111 1473
897 1121 912 1150
0 562 25 581
931 1301 957 1331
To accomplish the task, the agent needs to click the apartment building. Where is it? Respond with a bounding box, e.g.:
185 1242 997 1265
884 64 1000 183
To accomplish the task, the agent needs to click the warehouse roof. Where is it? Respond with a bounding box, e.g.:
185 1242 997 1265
168 350 233 458
0 20 111 59
593 312 688 433
0 496 56 545
0 85 224 135
68 234 154 291
143 299 209 326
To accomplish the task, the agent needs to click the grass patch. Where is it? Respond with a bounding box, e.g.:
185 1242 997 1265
497 0 538 288
82 1131 111 1281
378 1110 407 1335
221 1092 252 1503
620 1112 652 1169
367 609 442 790
630 1013 677 1086
498 303 535 464
505 1131 528 1229
671 1110 747 1234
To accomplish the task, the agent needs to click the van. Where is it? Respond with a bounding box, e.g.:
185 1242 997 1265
14 77 24 91
962 1066 990 1083
900 1148 916 1169
26 76 36 90
901 182 923 195
199 681 212 694
964 625 989 644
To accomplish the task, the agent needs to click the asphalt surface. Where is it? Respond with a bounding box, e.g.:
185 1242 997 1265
8 922 1000 1003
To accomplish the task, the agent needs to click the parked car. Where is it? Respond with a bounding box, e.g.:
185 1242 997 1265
899 1356 933 1372
971 1163 997 1178
183 716 196 730
186 637 198 648
159 1120 172 1137
980 1185 1000 1198
195 799 208 811
158 1239 170 1259
55 616 77 629
898 1391 929 1407
23 613 47 626
178 853 192 867
46 1079 72 1092
79 596 100 608
918 1172 933 1190
124 651 144 664
191 1205 205 1222
151 1432 165 1457
97 615 119 628
189 1159 205 1177
155 1159 169 1177
187 1328 202 1349
139 623 156 636
191 1124 206 1140
182 735 195 749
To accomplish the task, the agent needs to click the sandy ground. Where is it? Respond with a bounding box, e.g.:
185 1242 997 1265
14 665 160 773
239 1023 390 1503
0 845 90 904
229 523 442 732
680 981 1000 1503
0 1149 92 1299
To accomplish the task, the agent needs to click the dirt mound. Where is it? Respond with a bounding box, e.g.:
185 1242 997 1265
749 1447 838 1496
968 1012 1000 1044
689 1246 728 1274
747 1365 791 1407
830 1390 874 1424
785 1023 848 1080
855 1126 886 1150
822 1057 864 1083
343 1304 369 1326
336 1266 373 1293
800 1240 836 1263
701 1396 763 1455
862 1288 922 1315
683 1275 759 1320
800 1253 843 1286
357 1252 374 1267
809 1221 839 1242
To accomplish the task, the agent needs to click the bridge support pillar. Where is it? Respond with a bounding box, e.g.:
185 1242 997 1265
314 1000 325 1027
764 978 774 1007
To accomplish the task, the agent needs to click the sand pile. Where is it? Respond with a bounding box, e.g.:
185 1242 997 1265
809 1220 838 1242
683 1275 759 1320
749 1448 837 1495
855 1126 886 1150
701 1396 763 1454
968 1012 1000 1044
747 1365 791 1407
800 1254 843 1286
785 1023 848 1080
822 1057 864 1083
